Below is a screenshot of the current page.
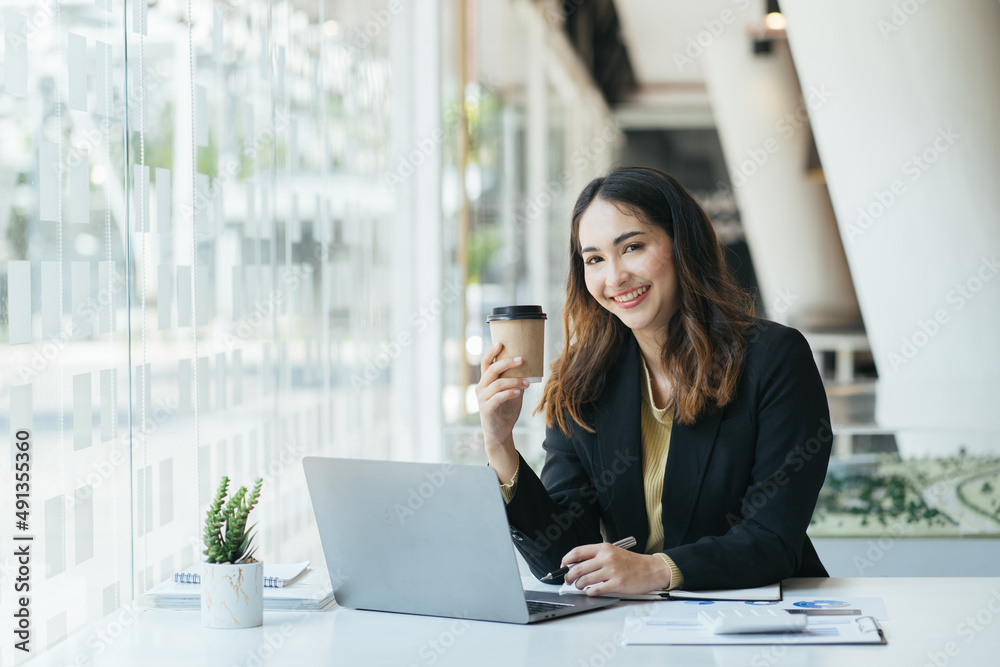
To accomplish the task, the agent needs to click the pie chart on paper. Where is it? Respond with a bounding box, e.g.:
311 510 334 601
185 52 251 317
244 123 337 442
792 599 851 609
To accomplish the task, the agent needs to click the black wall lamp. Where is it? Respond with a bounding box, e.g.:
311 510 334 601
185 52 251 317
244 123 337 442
753 0 787 56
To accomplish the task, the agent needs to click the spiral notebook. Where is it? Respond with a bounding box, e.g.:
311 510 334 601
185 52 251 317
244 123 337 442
173 561 310 588
141 568 335 611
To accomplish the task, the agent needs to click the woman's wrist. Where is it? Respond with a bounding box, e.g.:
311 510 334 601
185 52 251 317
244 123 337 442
652 553 674 590
485 437 518 484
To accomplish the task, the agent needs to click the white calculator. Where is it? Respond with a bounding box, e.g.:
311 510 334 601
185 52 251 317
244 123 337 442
698 608 808 634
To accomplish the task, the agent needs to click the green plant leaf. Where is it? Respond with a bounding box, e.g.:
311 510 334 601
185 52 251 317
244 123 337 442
202 476 263 564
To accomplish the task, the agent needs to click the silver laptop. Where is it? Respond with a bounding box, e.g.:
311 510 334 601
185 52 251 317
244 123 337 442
302 456 620 623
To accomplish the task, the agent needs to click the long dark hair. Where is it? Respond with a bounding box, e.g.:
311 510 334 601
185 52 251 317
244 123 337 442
539 166 755 435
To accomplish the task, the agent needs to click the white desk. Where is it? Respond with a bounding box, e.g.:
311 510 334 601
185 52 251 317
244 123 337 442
22 578 1000 666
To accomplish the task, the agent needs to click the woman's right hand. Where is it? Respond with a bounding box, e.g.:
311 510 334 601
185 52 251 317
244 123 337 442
476 342 530 476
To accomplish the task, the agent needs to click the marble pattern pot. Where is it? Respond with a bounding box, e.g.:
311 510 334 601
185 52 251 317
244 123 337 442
201 561 263 628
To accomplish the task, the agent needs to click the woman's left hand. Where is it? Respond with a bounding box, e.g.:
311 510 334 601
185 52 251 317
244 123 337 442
561 542 672 596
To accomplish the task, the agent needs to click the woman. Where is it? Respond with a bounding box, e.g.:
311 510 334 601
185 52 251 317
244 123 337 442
476 166 832 596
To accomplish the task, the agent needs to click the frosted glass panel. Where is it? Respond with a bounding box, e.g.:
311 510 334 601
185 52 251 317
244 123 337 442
0 0 395 660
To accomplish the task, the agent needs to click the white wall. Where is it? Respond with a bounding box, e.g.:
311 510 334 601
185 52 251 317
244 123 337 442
781 0 1000 434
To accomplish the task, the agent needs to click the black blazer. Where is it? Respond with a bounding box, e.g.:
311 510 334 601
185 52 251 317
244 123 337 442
504 319 832 590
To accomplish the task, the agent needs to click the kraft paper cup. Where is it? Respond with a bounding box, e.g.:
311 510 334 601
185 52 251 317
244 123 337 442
487 305 547 383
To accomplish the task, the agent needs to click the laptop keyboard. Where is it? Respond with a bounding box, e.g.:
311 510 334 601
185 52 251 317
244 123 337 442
527 600 574 615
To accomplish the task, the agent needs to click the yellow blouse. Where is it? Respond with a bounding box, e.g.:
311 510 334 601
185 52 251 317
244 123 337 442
639 355 684 589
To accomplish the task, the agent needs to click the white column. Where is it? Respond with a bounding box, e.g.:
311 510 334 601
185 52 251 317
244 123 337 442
524 1 549 316
782 0 1000 434
389 0 443 461
501 105 520 299
701 19 860 331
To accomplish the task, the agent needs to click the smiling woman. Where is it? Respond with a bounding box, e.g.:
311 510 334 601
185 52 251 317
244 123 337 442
476 166 833 596
546 167 757 435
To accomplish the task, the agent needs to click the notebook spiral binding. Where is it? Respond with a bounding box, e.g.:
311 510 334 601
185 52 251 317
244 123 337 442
172 572 287 587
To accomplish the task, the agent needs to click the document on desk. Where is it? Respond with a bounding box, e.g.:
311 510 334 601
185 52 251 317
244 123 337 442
622 596 888 646
557 581 782 602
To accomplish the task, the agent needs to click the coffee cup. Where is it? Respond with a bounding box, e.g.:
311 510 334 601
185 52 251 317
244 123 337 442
487 305 547 383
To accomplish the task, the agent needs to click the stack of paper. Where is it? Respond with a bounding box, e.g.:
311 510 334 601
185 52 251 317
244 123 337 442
139 568 336 612
621 596 888 646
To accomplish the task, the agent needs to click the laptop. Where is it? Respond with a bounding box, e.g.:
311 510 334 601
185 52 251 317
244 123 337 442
302 456 620 623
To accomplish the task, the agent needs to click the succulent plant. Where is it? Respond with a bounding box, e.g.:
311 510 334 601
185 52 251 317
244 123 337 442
203 476 263 564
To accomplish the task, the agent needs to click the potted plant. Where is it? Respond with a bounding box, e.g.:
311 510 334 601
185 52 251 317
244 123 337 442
201 476 264 628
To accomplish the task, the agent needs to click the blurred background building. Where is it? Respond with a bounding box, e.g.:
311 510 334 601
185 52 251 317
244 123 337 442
0 0 998 660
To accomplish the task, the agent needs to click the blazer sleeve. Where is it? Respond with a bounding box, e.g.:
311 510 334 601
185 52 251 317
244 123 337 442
502 425 605 581
663 326 833 589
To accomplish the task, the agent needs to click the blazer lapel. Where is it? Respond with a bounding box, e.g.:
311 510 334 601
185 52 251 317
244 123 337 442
661 407 724 548
593 337 650 551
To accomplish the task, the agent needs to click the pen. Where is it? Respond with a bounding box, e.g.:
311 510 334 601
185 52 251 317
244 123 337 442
540 536 637 582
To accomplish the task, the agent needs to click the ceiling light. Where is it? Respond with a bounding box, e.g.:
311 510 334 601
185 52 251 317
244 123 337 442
765 12 787 31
